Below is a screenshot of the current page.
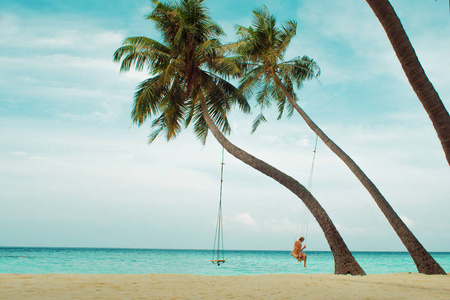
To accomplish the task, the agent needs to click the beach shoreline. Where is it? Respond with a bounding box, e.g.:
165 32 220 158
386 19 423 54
1 273 449 299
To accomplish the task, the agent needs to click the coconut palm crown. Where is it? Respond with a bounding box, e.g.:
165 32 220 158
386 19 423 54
234 6 320 132
113 0 250 144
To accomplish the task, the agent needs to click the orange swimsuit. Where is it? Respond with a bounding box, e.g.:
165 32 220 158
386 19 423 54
292 247 300 258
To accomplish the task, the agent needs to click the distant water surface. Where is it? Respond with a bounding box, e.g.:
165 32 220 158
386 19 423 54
1 248 449 275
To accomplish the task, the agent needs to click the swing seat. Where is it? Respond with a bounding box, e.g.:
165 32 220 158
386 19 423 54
211 259 225 264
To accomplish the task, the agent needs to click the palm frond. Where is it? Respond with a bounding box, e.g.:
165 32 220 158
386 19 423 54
238 66 265 98
207 72 250 114
132 75 167 125
146 0 179 46
278 20 297 57
160 76 186 140
291 56 321 86
251 113 267 133
192 102 209 144
206 55 243 79
113 37 172 72
254 74 273 110
148 114 167 143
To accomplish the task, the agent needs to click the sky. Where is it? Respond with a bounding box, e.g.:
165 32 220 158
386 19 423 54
0 0 449 252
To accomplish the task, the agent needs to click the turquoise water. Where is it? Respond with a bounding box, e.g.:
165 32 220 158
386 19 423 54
1 248 449 275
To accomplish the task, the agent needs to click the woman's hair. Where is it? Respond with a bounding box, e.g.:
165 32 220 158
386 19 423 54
299 237 305 242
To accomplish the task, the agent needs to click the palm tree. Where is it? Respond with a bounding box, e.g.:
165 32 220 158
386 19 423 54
234 6 446 275
113 0 365 275
365 0 450 166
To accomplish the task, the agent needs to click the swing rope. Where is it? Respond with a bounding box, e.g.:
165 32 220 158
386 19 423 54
212 143 226 265
294 134 319 245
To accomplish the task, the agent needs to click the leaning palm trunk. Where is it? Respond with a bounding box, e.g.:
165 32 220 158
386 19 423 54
200 97 366 275
365 0 450 166
273 76 446 275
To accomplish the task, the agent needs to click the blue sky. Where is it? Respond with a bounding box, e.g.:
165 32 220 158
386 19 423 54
1 0 449 252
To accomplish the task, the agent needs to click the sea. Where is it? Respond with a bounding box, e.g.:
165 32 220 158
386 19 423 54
1 247 449 275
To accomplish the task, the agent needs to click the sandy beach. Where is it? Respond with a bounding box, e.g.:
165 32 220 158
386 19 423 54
0 273 448 299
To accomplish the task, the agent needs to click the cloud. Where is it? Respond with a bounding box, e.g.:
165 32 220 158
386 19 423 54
234 213 258 228
12 151 27 156
0 13 124 53
0 13 141 124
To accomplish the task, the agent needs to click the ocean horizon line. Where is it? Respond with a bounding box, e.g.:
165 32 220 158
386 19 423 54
1 246 448 253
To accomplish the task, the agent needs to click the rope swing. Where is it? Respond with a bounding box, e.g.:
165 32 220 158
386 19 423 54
294 134 319 246
211 143 226 266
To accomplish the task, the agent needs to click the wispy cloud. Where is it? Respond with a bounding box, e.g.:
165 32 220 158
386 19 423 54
234 213 258 228
0 12 140 124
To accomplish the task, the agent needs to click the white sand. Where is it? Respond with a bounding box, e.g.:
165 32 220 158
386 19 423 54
0 273 449 299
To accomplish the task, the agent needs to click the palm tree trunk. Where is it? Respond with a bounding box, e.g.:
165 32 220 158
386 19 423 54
365 0 450 166
200 96 366 275
273 75 446 275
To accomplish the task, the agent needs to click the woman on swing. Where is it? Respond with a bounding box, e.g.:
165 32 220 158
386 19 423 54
291 237 307 267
